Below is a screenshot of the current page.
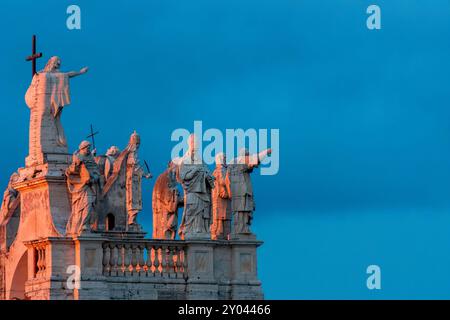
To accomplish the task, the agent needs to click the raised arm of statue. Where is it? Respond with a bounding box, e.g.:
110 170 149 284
257 148 272 163
67 67 89 78
245 148 272 169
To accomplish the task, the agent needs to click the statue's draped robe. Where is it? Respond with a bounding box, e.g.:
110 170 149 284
104 155 118 180
126 152 144 222
178 162 213 237
102 148 144 226
152 169 180 239
25 72 71 165
211 166 231 239
66 152 101 235
0 188 19 222
227 155 259 233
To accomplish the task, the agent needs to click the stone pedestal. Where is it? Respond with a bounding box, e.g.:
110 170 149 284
229 239 264 299
72 235 108 300
13 174 71 238
185 240 218 299
2 172 71 300
24 237 75 300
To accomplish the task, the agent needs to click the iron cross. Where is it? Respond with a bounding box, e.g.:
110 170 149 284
25 35 43 78
86 124 99 151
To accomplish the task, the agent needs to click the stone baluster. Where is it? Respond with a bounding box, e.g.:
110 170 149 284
182 248 188 279
37 246 45 277
102 243 110 275
145 244 153 276
168 246 175 277
175 246 183 278
40 245 46 276
36 247 41 277
131 244 138 276
138 244 145 276
154 246 160 276
117 244 124 276
110 244 118 276
160 245 167 277
124 244 132 276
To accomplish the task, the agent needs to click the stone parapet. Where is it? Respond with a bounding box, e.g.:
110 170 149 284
22 235 264 300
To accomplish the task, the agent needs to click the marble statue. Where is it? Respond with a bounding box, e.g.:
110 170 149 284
125 132 151 230
178 134 215 239
211 153 231 240
227 148 271 235
101 132 151 232
25 56 88 166
152 160 183 239
104 146 120 180
65 140 101 235
0 173 20 221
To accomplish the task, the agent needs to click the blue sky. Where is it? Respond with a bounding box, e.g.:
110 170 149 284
1 0 450 299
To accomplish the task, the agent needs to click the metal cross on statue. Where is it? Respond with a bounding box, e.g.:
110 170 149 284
25 35 43 78
86 124 99 151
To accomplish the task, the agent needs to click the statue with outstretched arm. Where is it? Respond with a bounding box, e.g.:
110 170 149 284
24 56 88 166
226 148 272 236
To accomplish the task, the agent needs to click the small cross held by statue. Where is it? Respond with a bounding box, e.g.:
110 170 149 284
86 124 99 154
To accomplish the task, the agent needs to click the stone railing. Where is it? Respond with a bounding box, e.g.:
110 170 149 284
102 240 187 279
26 241 49 279
23 235 264 299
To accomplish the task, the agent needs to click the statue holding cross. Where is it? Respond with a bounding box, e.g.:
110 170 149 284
24 36 88 167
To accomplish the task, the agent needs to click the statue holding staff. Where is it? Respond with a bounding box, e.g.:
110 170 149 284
65 140 101 235
178 134 215 239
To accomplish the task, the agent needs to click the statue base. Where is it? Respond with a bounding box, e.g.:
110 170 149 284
230 233 257 241
184 232 211 240
25 152 71 169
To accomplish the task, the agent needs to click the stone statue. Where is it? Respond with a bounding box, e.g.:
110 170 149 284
104 146 120 180
178 134 215 239
152 160 183 239
210 153 231 240
125 132 151 231
65 140 101 235
25 56 88 166
0 173 20 221
227 148 271 236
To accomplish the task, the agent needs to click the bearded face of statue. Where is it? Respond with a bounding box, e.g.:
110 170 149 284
54 58 61 70
106 146 120 157
79 146 90 156
43 56 61 73
78 141 91 156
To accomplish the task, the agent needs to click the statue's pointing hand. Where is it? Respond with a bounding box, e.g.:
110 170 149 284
68 66 89 78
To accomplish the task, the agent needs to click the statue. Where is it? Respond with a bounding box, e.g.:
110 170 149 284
24 56 88 166
210 153 231 240
65 140 101 235
178 134 215 239
104 146 120 179
227 148 271 236
152 160 183 239
0 173 20 222
125 132 151 230
101 132 151 232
